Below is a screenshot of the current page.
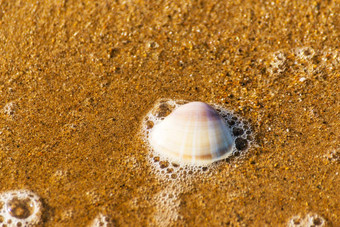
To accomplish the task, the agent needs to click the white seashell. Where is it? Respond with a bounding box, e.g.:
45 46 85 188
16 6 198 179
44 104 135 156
149 102 233 165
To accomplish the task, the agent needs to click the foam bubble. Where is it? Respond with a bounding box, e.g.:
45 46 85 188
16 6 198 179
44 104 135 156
151 183 184 227
294 47 315 60
140 99 255 181
288 215 304 227
267 47 339 78
3 102 16 118
288 213 326 227
305 213 326 226
0 189 42 226
90 213 115 227
324 149 339 163
268 51 287 75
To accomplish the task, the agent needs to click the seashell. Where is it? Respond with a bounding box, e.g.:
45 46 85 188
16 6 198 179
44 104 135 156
149 102 234 165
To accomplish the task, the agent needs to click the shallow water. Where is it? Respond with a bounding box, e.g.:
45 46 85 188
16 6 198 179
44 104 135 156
0 0 339 226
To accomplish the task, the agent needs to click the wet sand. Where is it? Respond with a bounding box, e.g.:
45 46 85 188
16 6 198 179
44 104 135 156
0 0 339 226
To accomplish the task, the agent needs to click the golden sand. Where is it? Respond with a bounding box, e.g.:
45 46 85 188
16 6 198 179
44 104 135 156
0 0 339 226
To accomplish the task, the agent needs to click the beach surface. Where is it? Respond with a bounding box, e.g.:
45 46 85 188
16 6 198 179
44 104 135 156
0 0 339 226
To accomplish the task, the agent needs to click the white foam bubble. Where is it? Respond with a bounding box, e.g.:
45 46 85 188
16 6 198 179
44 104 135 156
324 149 339 163
268 51 287 75
140 99 255 181
267 47 339 78
288 213 326 227
288 215 304 227
294 47 315 60
305 213 326 226
90 213 114 227
3 102 16 118
151 183 186 227
0 189 42 226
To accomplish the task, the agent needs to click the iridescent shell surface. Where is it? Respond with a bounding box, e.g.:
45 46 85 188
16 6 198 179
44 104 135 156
149 102 234 165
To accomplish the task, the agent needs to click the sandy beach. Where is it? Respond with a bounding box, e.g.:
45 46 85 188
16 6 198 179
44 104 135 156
0 0 339 226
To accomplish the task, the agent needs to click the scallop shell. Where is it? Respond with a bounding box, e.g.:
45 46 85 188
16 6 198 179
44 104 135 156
149 102 233 165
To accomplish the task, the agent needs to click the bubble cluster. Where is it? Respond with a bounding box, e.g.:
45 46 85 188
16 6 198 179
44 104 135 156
288 213 326 227
3 102 16 118
0 190 42 227
267 47 339 78
268 51 287 75
90 214 115 227
141 99 254 180
324 149 339 163
147 155 214 181
214 105 254 154
152 184 183 227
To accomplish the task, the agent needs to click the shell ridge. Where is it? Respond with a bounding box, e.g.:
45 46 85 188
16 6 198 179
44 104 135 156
192 111 200 162
208 115 218 160
179 115 192 160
